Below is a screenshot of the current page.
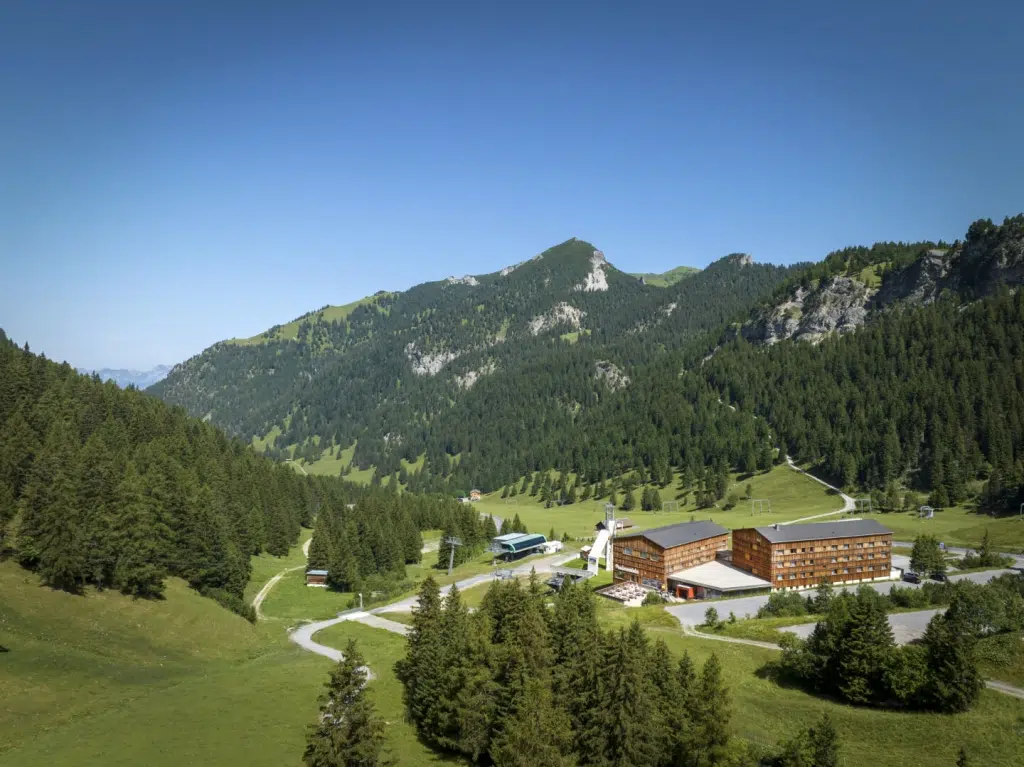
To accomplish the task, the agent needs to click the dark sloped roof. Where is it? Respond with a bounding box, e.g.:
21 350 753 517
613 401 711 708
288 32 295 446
754 519 892 544
620 520 728 549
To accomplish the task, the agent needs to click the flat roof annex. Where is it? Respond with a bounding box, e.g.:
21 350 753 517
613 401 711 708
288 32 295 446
754 519 892 544
618 520 727 550
667 560 772 592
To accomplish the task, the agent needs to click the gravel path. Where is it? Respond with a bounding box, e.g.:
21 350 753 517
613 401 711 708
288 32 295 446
251 536 314 620
782 456 854 522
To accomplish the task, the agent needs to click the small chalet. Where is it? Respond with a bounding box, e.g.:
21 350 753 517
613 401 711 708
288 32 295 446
306 569 328 587
469 489 482 502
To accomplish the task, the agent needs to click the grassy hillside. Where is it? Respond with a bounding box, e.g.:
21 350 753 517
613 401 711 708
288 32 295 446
228 294 384 346
0 543 330 767
475 463 845 540
629 264 700 286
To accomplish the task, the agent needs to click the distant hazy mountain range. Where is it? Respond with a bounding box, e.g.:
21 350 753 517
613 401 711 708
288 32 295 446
77 365 173 389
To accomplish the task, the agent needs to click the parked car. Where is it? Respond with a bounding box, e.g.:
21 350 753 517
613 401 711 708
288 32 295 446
930 571 948 582
902 571 921 584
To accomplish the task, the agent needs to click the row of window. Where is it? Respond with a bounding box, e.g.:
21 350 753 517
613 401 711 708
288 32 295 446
774 565 879 581
621 547 660 563
781 540 888 555
778 553 886 566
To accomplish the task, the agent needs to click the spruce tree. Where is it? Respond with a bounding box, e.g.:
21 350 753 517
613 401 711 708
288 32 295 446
394 577 445 736
922 614 983 713
836 590 895 704
490 678 575 767
113 462 168 598
691 654 731 766
303 639 391 767
308 523 334 571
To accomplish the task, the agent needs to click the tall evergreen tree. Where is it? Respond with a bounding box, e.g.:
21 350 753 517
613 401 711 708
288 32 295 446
303 639 391 767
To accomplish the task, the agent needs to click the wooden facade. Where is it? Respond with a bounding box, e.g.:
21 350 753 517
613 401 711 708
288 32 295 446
732 527 893 589
613 532 728 589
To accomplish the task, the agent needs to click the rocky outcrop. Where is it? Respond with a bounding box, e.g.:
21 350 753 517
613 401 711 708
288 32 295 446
574 250 609 292
455 361 497 390
595 360 630 391
446 275 480 286
528 303 586 335
742 277 874 345
405 342 460 375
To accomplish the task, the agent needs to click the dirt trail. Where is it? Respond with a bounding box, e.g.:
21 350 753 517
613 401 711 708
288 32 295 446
252 537 313 620
782 456 855 524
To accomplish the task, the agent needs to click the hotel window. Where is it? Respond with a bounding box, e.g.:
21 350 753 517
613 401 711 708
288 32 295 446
868 566 874 571
640 552 649 559
856 567 863 573
830 545 838 550
789 574 796 580
776 575 783 581
831 558 837 563
624 547 633 556
650 554 660 562
831 569 837 575
842 544 850 549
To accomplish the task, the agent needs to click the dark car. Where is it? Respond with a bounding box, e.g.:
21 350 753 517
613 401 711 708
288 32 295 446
902 571 921 584
930 571 948 582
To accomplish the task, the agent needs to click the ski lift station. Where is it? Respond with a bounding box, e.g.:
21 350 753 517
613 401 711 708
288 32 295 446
490 532 548 560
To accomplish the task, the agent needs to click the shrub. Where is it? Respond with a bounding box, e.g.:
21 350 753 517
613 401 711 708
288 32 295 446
642 590 665 606
200 587 257 623
703 607 720 628
757 590 809 618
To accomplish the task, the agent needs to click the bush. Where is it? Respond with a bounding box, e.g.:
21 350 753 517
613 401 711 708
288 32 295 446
704 607 720 628
757 590 809 618
200 587 257 623
642 590 665 606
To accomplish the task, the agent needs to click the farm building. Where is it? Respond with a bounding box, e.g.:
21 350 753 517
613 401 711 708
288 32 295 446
469 489 482 502
491 532 547 560
732 519 894 588
611 520 728 590
306 569 328 587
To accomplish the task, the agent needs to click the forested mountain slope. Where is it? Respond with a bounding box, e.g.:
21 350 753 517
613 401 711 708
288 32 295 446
151 240 796 489
151 215 1024 513
0 332 464 610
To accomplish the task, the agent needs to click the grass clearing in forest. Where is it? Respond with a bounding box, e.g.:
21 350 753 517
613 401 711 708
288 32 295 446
476 464 844 543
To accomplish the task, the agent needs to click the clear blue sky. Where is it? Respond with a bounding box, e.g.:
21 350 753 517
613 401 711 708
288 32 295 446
3 1 1022 369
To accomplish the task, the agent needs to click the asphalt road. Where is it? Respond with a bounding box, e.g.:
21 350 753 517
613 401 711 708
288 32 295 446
665 569 1016 626
784 608 945 644
376 550 576 613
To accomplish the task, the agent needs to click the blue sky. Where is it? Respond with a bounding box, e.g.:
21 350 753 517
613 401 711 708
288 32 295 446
2 1 1022 369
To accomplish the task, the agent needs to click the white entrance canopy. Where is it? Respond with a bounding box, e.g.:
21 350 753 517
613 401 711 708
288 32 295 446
668 561 772 592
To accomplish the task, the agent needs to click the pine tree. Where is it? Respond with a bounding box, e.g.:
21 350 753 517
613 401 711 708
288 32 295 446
303 639 391 767
112 462 168 598
837 590 895 704
395 577 445 737
490 678 575 767
807 713 840 767
621 488 636 512
308 522 334 570
599 621 662 767
691 654 731 766
922 614 983 713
